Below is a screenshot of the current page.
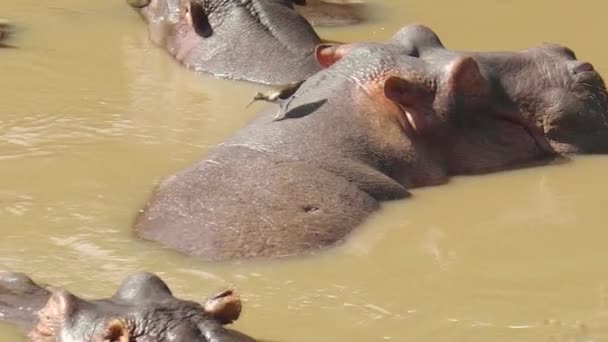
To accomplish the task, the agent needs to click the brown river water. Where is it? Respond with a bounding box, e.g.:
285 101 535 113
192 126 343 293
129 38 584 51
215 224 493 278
1 0 608 341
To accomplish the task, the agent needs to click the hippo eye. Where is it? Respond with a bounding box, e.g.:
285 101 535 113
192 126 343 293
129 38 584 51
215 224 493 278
189 2 213 38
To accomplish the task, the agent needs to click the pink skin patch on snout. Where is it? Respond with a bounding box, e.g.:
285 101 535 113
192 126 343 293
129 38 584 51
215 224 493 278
185 5 193 27
573 62 594 74
173 6 200 62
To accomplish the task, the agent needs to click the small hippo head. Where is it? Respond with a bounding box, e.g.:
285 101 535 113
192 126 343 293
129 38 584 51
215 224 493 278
126 0 322 85
390 24 608 160
27 272 255 342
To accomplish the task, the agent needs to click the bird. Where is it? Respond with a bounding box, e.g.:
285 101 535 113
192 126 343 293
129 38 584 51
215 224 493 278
245 79 306 120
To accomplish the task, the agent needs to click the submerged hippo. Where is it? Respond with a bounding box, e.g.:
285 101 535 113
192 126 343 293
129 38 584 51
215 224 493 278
0 271 256 341
126 0 325 85
134 29 608 261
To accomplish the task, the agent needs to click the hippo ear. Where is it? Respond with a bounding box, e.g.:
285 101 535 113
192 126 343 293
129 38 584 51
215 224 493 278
44 288 79 317
384 75 433 108
34 288 83 334
189 2 213 38
384 76 435 132
315 44 347 67
203 289 242 325
103 319 130 342
441 56 490 108
28 289 80 340
112 272 173 304
389 24 444 53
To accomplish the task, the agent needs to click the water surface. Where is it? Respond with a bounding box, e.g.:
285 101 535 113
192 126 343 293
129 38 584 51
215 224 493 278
1 1 607 341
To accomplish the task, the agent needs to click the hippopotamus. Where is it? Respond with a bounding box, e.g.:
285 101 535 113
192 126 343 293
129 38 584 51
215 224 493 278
0 271 256 341
126 0 326 85
134 28 608 261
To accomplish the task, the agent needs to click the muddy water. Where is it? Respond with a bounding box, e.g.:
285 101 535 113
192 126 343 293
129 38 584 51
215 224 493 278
1 0 608 341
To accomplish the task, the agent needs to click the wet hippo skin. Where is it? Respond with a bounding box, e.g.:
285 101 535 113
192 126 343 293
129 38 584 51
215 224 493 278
0 271 256 341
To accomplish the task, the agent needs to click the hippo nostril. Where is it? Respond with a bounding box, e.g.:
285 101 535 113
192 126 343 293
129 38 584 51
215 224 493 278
303 205 320 213
572 62 595 74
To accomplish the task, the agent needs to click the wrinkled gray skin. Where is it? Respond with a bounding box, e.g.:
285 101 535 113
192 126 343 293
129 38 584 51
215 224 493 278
135 28 608 261
0 271 256 341
387 24 608 170
0 272 49 331
127 0 323 85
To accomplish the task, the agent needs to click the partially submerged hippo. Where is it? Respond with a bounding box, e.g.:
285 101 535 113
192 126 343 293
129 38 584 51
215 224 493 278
126 0 324 85
134 27 608 261
0 271 255 341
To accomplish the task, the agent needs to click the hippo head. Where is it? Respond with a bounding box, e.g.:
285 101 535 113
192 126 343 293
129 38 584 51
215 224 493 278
303 41 507 186
314 42 490 139
26 272 255 342
126 0 322 85
389 25 608 164
314 28 608 176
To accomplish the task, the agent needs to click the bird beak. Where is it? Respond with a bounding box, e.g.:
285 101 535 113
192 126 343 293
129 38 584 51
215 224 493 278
244 98 256 108
245 93 265 108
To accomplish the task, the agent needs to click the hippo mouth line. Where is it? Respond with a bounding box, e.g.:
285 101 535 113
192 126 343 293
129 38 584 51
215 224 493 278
495 112 555 156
